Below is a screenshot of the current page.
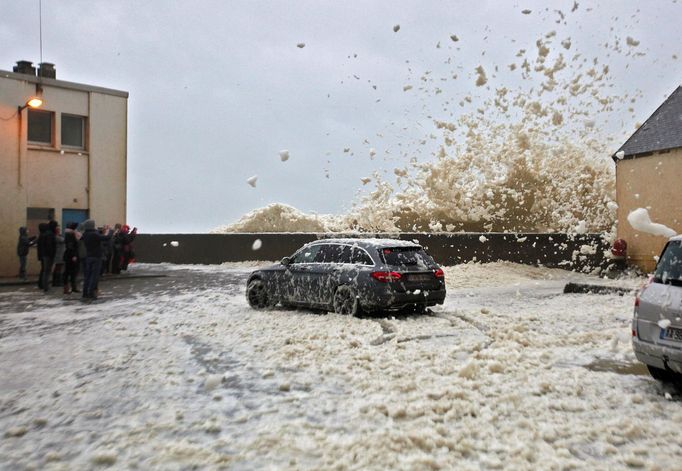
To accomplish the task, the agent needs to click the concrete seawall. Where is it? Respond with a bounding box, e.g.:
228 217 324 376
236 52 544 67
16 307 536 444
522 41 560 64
133 233 609 270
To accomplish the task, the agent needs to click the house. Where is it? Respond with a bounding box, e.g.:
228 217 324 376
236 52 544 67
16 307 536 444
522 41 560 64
613 85 682 272
0 61 128 277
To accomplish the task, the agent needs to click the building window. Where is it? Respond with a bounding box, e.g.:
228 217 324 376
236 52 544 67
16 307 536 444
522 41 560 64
27 110 53 145
62 114 85 149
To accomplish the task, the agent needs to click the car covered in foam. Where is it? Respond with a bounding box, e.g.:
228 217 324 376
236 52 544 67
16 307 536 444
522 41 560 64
632 235 682 383
246 238 446 315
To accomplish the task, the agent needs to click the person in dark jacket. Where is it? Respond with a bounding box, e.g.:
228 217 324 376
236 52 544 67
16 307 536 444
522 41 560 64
110 223 123 274
17 227 36 280
52 224 65 287
62 222 81 294
81 219 111 300
37 221 57 292
101 226 114 275
119 225 138 271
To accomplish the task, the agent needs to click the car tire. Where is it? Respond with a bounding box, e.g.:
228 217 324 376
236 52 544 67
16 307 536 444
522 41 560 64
247 279 273 309
333 285 359 316
647 365 680 383
410 304 428 314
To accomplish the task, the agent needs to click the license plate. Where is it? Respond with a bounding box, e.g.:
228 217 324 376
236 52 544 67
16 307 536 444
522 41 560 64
664 327 682 341
408 274 432 282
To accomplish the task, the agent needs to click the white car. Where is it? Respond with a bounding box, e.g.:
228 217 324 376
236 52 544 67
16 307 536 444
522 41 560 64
632 235 682 383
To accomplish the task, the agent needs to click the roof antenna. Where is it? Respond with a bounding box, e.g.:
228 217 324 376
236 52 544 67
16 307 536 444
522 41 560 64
37 0 43 93
39 0 43 65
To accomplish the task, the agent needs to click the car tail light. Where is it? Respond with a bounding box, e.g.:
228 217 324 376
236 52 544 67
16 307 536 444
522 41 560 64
632 328 637 337
434 268 444 279
371 271 402 282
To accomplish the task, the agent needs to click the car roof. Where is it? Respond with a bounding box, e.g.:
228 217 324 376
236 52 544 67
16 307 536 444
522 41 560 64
307 238 421 249
669 235 682 242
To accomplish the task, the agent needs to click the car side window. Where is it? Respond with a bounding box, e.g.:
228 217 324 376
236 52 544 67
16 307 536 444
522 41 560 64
291 245 322 264
313 245 329 263
337 246 352 264
351 247 373 265
317 244 352 263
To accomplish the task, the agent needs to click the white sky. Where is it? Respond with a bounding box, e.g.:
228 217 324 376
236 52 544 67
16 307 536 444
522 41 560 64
1 0 681 232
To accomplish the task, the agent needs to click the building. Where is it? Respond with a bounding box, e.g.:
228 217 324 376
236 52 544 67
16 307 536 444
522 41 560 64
613 85 682 272
0 61 128 277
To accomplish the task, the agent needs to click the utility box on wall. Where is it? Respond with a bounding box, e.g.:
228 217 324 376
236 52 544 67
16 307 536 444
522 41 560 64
0 61 128 277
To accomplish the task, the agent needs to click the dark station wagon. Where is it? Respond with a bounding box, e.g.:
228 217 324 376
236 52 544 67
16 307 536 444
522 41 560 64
246 238 446 315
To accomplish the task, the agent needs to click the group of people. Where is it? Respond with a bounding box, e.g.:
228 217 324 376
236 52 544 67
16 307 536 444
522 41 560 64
17 220 138 300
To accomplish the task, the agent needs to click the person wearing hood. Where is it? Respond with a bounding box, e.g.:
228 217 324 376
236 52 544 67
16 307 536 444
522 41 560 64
81 219 111 300
62 222 81 294
37 220 58 292
16 227 36 280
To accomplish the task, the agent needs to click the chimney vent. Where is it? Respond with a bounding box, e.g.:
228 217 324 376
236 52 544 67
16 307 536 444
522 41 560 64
13 60 36 76
38 62 56 79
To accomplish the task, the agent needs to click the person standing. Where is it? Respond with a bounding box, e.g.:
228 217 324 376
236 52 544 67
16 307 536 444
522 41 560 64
52 224 65 287
16 227 36 280
120 225 138 271
81 219 110 300
62 222 81 294
111 224 123 274
101 225 114 275
37 221 57 292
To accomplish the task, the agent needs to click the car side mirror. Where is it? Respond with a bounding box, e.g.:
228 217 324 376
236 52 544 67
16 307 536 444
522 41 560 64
281 256 291 266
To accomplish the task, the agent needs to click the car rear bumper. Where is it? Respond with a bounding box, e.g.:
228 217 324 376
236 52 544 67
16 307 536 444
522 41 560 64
632 337 682 374
360 288 446 311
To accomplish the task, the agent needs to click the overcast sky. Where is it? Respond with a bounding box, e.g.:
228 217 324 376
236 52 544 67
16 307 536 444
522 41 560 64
1 0 681 232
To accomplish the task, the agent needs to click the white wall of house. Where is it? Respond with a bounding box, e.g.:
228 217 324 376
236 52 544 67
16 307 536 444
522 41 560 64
0 69 128 277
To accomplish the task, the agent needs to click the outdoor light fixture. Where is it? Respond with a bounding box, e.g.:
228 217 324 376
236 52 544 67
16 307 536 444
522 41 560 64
18 96 43 112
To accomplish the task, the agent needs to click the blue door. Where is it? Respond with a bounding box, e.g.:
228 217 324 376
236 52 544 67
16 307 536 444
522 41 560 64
61 209 89 229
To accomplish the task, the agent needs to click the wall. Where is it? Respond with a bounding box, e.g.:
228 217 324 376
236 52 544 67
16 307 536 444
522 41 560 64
89 92 128 228
616 148 682 272
133 233 609 271
0 71 127 276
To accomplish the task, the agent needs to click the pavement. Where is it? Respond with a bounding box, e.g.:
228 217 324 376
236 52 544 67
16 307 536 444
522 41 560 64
0 271 167 287
0 264 245 312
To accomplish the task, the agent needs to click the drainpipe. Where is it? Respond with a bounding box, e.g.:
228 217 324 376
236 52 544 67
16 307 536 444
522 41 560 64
87 91 92 213
17 108 23 187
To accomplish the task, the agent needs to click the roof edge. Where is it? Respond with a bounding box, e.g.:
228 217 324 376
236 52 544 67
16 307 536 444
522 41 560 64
0 69 129 98
611 85 682 161
612 145 682 163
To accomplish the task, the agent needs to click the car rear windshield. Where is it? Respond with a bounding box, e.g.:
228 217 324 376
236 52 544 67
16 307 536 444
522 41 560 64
380 247 434 268
654 241 682 286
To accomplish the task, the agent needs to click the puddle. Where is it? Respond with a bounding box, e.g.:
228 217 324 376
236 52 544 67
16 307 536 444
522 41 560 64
583 358 649 376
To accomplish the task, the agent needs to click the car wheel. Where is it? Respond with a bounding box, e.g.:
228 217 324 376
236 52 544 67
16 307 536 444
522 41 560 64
247 279 272 309
333 285 359 316
647 365 678 383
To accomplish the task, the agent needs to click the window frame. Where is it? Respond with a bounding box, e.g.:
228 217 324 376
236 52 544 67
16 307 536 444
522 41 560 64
27 109 55 146
291 244 323 264
61 113 87 150
653 241 682 286
293 242 375 266
379 246 435 268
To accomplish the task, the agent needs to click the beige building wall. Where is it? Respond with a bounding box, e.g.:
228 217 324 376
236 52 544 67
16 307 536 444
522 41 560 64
616 148 682 273
0 70 128 277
